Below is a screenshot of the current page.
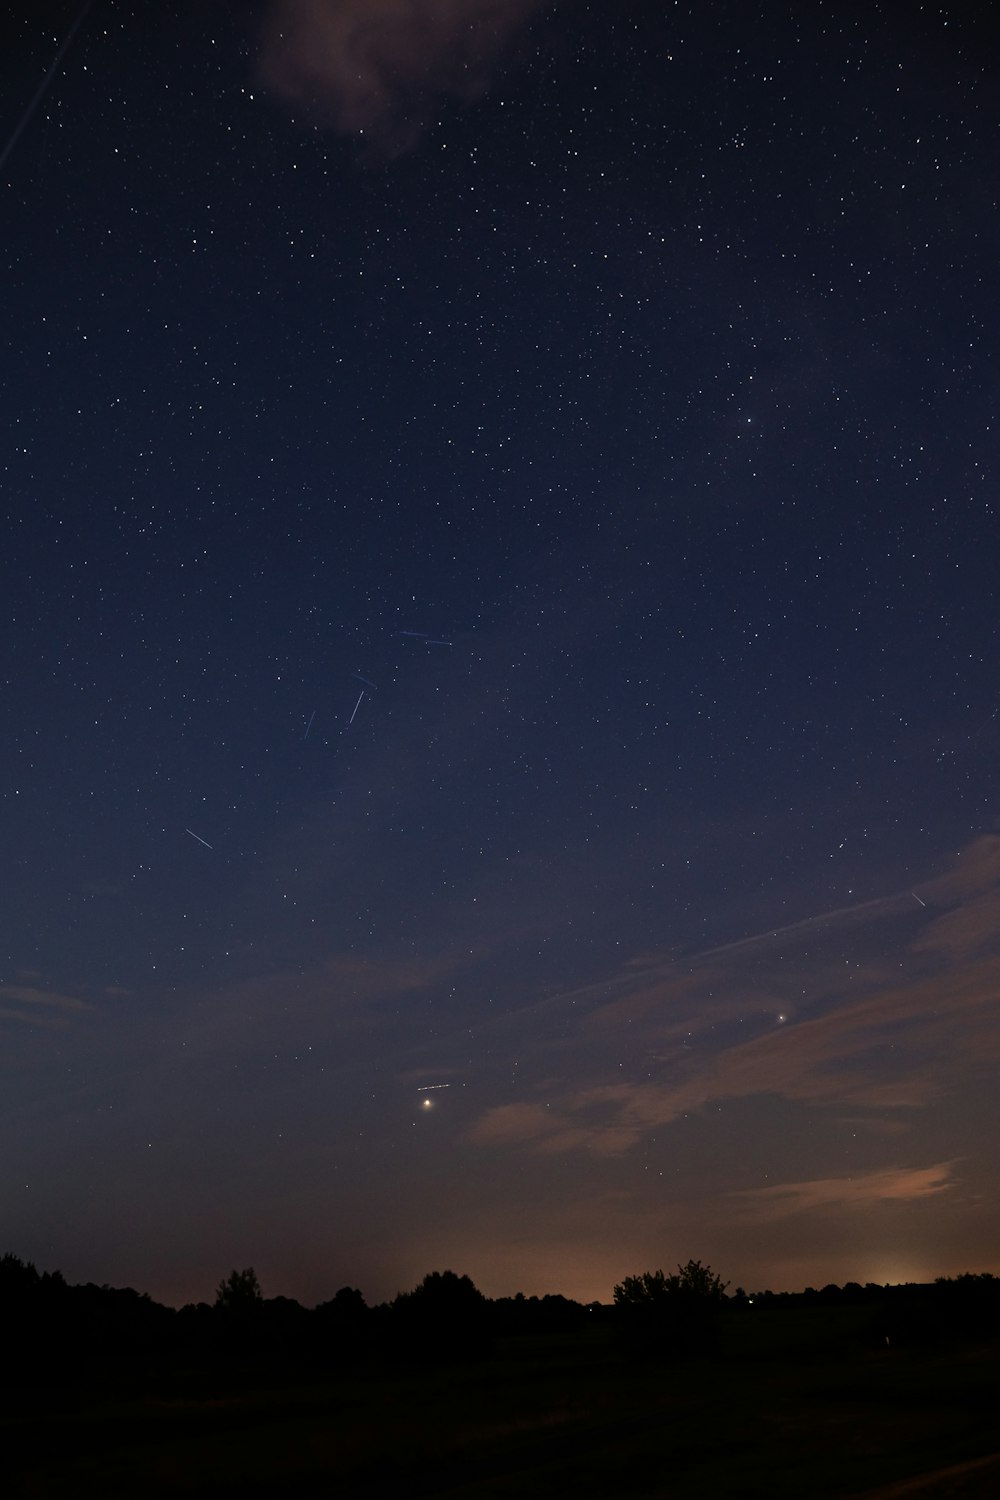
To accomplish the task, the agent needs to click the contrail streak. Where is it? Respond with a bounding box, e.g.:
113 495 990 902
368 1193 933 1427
535 889 923 1012
693 892 909 962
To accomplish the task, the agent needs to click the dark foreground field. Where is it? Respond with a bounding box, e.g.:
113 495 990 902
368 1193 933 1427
5 1309 999 1498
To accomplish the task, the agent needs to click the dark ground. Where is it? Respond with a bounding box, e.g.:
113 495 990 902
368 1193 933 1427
5 1304 1000 1498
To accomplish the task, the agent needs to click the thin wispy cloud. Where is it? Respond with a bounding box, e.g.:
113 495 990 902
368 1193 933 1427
467 1100 643 1158
916 835 1000 959
727 1161 960 1221
466 837 1000 1159
0 983 89 1027
175 947 480 1060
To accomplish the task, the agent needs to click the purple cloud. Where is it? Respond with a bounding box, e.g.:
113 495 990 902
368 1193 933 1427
256 0 554 154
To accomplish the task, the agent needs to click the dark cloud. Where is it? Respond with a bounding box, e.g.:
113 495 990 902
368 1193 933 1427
256 0 554 153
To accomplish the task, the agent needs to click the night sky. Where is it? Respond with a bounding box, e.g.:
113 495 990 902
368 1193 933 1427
3 0 999 1309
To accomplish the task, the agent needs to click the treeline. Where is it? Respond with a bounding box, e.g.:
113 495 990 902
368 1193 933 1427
734 1274 1000 1310
0 1256 595 1383
741 1272 1000 1352
3 1252 999 1387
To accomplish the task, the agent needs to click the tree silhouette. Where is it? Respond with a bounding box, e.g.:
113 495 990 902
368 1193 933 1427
390 1270 490 1359
213 1267 264 1358
614 1260 728 1356
614 1259 728 1308
215 1266 263 1313
314 1286 369 1366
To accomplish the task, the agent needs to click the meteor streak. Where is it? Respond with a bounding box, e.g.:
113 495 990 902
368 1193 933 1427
1 0 95 172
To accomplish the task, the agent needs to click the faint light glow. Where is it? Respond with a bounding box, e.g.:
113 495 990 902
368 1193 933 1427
422 1098 433 1110
865 1259 933 1287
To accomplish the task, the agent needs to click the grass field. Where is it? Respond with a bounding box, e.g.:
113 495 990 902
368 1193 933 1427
5 1308 999 1497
